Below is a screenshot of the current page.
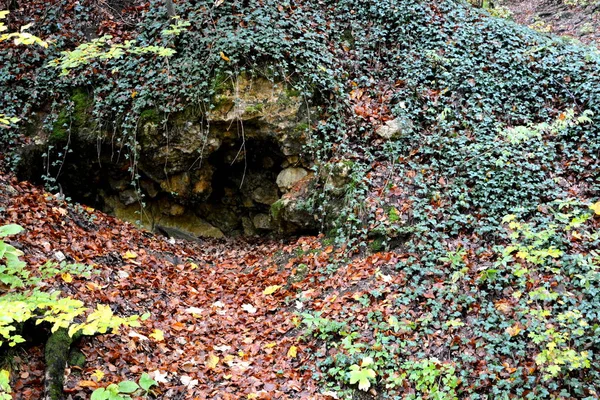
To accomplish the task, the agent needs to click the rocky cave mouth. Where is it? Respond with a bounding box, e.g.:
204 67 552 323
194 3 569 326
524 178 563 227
17 76 320 239
18 134 315 240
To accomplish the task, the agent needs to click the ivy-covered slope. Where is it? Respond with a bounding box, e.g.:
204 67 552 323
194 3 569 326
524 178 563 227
1 0 600 399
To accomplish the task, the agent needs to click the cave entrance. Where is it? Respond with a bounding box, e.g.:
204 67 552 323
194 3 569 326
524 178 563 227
16 134 312 240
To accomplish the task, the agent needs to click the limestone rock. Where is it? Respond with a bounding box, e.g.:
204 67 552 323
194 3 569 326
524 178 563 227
253 213 274 230
119 189 138 206
140 180 160 198
324 161 353 196
276 168 308 192
155 213 224 239
376 116 413 139
251 184 279 205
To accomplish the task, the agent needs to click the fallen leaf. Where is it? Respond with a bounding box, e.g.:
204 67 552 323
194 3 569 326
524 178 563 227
128 330 149 341
220 51 230 62
180 375 198 388
123 251 138 259
151 370 169 383
184 306 203 315
61 273 73 283
287 345 297 358
590 202 600 215
91 369 105 381
205 353 220 369
242 303 257 314
263 285 282 295
150 329 164 341
77 380 98 388
506 324 521 337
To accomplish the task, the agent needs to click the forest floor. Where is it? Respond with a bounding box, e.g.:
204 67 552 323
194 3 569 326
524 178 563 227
499 0 600 45
1 171 387 399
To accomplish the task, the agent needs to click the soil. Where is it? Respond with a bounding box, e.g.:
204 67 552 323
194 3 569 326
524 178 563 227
499 0 600 45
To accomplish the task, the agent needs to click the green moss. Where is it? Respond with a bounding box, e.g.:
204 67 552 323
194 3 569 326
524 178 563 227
138 109 160 125
50 88 92 142
388 207 400 223
294 122 309 133
270 199 285 221
369 237 385 253
68 349 86 369
45 328 73 400
50 110 70 142
245 103 264 113
211 71 233 94
286 88 302 98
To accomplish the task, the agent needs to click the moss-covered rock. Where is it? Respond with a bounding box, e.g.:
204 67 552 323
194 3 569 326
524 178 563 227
51 88 93 143
44 328 73 400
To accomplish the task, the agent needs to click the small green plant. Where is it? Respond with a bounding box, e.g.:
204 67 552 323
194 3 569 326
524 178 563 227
0 369 11 400
0 225 140 347
402 359 459 400
439 248 467 270
91 373 157 400
348 356 377 391
51 35 177 76
501 109 594 145
301 312 349 340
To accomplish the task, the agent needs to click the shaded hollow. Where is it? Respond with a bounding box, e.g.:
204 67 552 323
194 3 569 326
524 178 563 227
16 134 316 240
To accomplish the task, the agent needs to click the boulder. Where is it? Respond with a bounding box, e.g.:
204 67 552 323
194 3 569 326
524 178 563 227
376 116 413 140
276 168 309 192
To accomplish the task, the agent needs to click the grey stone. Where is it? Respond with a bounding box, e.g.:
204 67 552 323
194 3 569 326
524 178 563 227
276 168 308 191
253 213 274 230
376 116 413 139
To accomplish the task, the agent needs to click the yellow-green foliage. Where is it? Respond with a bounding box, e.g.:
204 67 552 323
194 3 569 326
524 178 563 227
0 225 140 348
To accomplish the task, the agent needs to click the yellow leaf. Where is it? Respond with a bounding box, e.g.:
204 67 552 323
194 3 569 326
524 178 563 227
590 201 600 215
263 285 281 295
287 345 297 358
247 394 258 399
206 353 220 369
572 231 582 240
190 262 198 270
91 369 105 381
123 251 138 259
61 273 73 283
150 329 164 341
291 316 300 327
219 51 230 62
131 90 138 98
515 251 528 260
506 324 521 337
264 342 277 349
